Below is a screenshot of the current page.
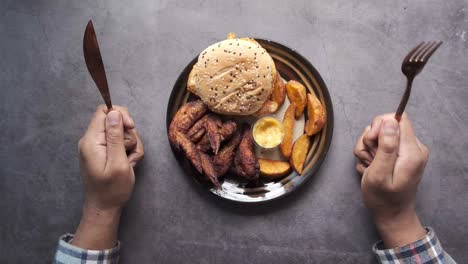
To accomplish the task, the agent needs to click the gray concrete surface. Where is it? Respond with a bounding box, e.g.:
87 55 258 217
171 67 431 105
1 0 467 263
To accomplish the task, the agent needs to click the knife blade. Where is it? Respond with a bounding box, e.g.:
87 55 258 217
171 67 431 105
83 20 112 110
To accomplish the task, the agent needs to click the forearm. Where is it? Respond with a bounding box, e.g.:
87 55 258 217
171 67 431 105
72 201 122 250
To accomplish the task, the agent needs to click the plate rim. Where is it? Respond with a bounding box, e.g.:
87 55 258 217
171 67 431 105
166 38 334 204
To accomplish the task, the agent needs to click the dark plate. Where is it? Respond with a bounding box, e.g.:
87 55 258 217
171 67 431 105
166 39 333 203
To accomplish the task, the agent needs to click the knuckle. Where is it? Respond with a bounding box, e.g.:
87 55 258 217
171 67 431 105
384 183 401 193
368 175 385 187
372 116 381 125
406 154 424 167
78 137 89 155
115 163 131 174
379 139 397 154
355 164 361 173
97 104 107 112
363 134 373 146
353 147 360 157
107 130 122 143
78 137 84 149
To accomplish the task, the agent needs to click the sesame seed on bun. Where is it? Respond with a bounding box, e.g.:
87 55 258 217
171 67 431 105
187 37 276 115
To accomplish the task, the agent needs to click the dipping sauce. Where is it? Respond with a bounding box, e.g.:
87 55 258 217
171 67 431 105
252 116 285 149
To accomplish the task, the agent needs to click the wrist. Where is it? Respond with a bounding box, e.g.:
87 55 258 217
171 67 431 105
72 201 122 250
81 201 122 225
374 208 426 249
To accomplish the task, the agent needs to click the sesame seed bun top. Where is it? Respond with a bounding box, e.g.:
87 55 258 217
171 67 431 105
187 38 276 115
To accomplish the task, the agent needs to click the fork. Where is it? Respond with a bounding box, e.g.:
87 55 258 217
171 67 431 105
395 41 443 121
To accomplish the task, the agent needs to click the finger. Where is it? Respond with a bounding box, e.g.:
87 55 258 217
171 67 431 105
415 137 430 163
128 130 144 167
364 113 399 155
363 117 382 150
354 126 374 163
356 162 368 175
104 105 135 129
372 118 400 177
398 113 419 147
124 129 138 151
86 104 108 135
105 110 128 170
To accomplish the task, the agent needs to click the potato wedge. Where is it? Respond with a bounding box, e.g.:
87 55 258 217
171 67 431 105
305 93 326 136
271 73 286 107
285 80 307 119
290 134 311 175
259 159 291 179
280 103 296 158
253 100 278 117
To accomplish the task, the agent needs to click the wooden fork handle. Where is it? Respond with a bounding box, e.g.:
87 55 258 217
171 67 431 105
395 77 414 121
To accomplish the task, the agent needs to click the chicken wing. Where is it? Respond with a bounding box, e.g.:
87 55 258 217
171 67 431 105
233 125 259 180
213 130 241 177
200 152 220 188
197 121 237 153
187 114 209 142
168 100 208 173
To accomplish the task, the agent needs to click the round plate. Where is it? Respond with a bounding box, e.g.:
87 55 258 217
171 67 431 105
166 39 333 203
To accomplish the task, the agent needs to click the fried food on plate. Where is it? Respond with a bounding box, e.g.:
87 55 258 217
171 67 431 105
187 37 277 115
233 125 259 180
253 100 278 117
186 113 223 153
258 159 291 179
304 93 326 136
280 103 296 158
200 152 220 188
204 114 222 154
285 80 307 119
271 72 286 107
290 134 311 175
213 130 241 177
197 121 237 153
168 100 208 173
171 130 203 173
187 114 209 142
169 100 208 136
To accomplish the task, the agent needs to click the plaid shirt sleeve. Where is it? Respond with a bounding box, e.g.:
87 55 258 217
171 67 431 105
373 227 457 264
53 234 120 264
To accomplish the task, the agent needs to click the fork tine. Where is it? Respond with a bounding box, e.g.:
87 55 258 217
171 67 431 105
403 42 425 63
410 42 431 62
420 41 443 62
415 41 436 62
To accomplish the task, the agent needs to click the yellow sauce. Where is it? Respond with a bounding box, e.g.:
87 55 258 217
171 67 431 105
253 116 285 149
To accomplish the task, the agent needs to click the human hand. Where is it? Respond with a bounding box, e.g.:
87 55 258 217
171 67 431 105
354 113 429 248
73 105 144 249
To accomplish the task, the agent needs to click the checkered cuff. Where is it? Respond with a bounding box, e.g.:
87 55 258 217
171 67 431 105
373 227 456 264
53 234 120 264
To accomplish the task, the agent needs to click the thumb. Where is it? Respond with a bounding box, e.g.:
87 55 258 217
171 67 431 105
105 110 127 169
372 119 400 175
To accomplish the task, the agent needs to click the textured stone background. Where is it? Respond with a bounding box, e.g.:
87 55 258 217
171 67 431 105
1 0 467 263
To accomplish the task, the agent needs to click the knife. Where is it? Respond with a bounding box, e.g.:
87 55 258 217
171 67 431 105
83 20 137 150
83 19 113 110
